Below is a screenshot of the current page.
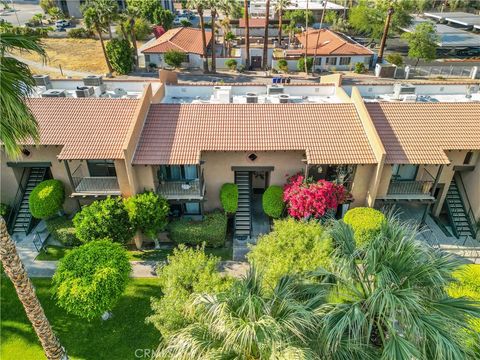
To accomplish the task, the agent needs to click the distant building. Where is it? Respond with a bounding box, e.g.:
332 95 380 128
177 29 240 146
249 0 346 21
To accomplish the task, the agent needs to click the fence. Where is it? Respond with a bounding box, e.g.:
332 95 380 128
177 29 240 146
395 65 478 80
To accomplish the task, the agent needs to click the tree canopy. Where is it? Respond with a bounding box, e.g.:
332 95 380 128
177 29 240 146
402 21 438 65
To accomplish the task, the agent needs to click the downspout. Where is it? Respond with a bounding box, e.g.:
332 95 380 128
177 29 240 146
421 164 444 224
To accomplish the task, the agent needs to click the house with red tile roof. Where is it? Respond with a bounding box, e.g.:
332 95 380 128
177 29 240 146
141 27 213 69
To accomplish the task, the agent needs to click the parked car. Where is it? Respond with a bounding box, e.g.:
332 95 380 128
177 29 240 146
55 19 70 29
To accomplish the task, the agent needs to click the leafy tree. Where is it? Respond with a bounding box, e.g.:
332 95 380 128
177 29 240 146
126 0 161 23
106 38 133 74
224 58 237 70
386 52 404 66
224 30 235 56
180 19 192 27
147 245 231 338
164 49 186 68
262 185 284 218
247 218 332 289
29 179 65 219
401 21 438 66
39 0 55 14
73 196 134 244
219 183 238 214
297 56 313 73
309 219 480 359
349 0 413 41
158 269 321 358
277 58 288 72
121 17 151 40
284 9 314 26
124 191 169 247
47 6 64 20
152 8 174 29
52 240 131 320
274 0 292 43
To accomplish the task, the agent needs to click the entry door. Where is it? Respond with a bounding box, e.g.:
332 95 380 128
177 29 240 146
251 56 262 69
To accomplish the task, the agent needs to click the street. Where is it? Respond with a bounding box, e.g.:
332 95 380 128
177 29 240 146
0 1 42 26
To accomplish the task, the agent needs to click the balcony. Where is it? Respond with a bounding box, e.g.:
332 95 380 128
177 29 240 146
381 180 435 201
69 162 121 196
157 179 204 200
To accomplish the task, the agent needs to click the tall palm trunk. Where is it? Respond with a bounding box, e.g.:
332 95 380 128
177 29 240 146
198 8 209 73
244 0 250 69
262 0 270 70
304 0 309 74
278 10 283 44
97 25 114 74
0 218 67 360
312 0 327 75
129 17 139 68
211 9 217 73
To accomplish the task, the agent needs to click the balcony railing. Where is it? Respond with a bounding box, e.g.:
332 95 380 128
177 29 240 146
387 180 433 196
72 176 121 195
157 179 203 199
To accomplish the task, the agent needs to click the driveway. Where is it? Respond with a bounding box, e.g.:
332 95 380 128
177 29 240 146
0 1 43 26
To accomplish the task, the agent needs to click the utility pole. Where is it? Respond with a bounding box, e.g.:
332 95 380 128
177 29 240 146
304 0 309 74
313 0 328 75
376 6 394 64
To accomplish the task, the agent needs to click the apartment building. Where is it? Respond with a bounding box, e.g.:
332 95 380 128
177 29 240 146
1 73 479 242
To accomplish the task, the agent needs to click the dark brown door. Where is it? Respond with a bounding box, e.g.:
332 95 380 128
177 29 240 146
251 56 262 69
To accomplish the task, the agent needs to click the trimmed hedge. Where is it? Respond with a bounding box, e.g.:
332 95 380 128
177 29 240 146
46 216 81 247
220 183 238 215
168 212 227 248
29 180 65 219
343 207 385 246
125 192 169 239
262 185 284 218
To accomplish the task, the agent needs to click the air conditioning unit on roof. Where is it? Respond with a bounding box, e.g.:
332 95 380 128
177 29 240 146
393 83 416 99
41 89 66 98
33 75 52 89
83 75 104 86
75 86 94 97
267 85 284 95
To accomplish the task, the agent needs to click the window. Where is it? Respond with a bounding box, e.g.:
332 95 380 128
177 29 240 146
87 160 116 177
392 164 418 181
185 202 200 214
169 202 201 216
326 57 337 65
314 57 322 65
159 165 198 181
184 54 190 63
339 57 351 66
144 54 150 64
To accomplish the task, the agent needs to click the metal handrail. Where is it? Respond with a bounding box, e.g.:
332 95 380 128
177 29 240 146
7 168 29 232
455 173 477 237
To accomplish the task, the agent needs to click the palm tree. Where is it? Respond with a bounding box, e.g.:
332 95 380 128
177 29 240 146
126 1 143 68
217 0 241 56
310 219 480 359
208 0 219 73
243 0 250 69
187 0 209 73
0 33 67 360
157 269 321 359
274 0 291 45
262 0 270 70
224 31 236 56
312 0 328 75
82 1 115 73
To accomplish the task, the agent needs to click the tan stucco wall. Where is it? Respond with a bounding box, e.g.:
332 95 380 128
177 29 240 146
1 146 81 213
1 151 21 206
202 151 305 211
462 153 480 221
350 165 376 207
376 165 393 198
133 165 156 193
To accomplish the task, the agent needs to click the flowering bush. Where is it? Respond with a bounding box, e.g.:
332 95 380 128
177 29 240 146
283 173 349 220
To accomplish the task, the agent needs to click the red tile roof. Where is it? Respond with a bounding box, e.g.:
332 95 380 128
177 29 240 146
133 104 377 165
142 27 212 55
292 29 373 56
25 98 139 160
239 18 267 28
367 102 480 164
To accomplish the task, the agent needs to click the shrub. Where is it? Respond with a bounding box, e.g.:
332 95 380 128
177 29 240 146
133 18 152 40
29 179 65 219
343 207 385 246
297 57 313 72
168 212 227 248
73 196 134 244
224 58 237 71
283 173 349 220
277 59 288 72
219 183 238 214
0 203 10 218
248 218 332 289
67 27 93 39
354 62 366 74
125 192 169 239
164 49 186 68
46 216 81 247
106 38 133 75
147 245 231 337
386 53 404 67
52 240 131 320
262 185 284 218
180 19 192 27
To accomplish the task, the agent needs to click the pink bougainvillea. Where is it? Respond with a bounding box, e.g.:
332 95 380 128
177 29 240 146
283 173 350 220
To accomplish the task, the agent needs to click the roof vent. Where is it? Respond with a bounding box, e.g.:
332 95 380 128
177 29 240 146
75 86 94 98
114 88 127 96
83 75 104 86
33 75 52 89
267 85 284 95
393 83 416 99
41 89 66 98
246 93 258 103
279 94 290 103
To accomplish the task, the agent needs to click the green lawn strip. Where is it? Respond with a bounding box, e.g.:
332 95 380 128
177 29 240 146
1 275 161 360
36 245 72 261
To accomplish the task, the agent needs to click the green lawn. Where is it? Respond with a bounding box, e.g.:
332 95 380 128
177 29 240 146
36 245 72 261
1 276 161 360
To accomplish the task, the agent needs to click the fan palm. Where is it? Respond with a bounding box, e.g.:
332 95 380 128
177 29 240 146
187 0 209 73
157 269 321 359
243 0 250 68
216 0 241 57
310 219 480 359
274 0 291 44
0 32 67 359
262 0 270 70
207 0 219 73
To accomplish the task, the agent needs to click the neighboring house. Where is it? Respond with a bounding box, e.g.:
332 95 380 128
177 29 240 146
249 0 346 21
141 27 213 69
1 73 479 245
234 18 279 38
273 29 373 72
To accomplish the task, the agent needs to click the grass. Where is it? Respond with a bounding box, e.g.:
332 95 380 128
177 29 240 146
36 245 72 261
1 275 161 360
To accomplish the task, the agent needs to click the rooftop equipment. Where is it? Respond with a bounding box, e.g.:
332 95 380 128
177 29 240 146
75 86 95 98
41 89 66 98
33 75 52 89
246 93 258 103
267 85 284 95
393 83 416 100
83 75 104 87
279 94 290 103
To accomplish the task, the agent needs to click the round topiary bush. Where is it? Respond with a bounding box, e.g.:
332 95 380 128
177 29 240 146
262 185 284 218
343 207 385 246
220 183 238 215
29 179 65 219
73 196 134 244
52 240 131 320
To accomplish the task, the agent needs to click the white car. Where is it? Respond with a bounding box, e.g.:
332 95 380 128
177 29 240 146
55 19 70 28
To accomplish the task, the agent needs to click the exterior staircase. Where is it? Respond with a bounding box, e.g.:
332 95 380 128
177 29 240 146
233 171 252 260
9 167 47 236
445 177 476 239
